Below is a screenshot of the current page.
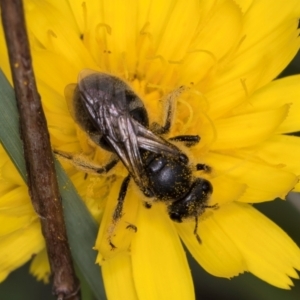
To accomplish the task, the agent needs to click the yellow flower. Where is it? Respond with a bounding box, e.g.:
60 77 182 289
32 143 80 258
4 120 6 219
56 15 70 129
1 0 300 298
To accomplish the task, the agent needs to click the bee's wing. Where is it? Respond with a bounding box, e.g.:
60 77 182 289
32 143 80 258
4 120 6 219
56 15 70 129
78 72 151 192
65 69 102 120
135 121 181 157
104 116 153 194
105 117 150 191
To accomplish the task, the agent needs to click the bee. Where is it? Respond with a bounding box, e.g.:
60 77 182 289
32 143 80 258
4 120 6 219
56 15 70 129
56 70 216 247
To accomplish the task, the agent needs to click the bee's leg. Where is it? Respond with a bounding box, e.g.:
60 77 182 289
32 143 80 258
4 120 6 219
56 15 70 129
108 175 132 249
205 203 219 210
151 86 187 135
54 150 118 174
193 206 218 244
169 135 200 147
112 175 131 223
194 216 202 244
167 135 212 172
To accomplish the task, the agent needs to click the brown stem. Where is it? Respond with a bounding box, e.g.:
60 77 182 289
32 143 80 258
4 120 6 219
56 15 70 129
0 1 80 299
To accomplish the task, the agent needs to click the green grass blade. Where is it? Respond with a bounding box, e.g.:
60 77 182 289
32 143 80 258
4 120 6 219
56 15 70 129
0 69 106 300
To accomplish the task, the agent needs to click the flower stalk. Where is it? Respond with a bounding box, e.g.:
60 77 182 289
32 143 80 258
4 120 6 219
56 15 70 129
0 0 80 299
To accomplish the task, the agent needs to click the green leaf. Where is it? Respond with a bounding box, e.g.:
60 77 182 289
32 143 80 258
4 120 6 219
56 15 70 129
0 69 106 300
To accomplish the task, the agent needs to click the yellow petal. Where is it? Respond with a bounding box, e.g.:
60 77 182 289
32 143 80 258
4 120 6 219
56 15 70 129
231 75 300 134
39 0 79 33
25 1 95 70
38 81 69 116
206 3 300 118
240 135 300 191
90 0 139 73
0 180 15 197
180 0 242 86
79 0 163 75
1 156 25 187
209 175 247 205
210 104 289 150
235 0 300 16
229 18 299 88
203 152 298 202
229 0 300 84
131 203 194 300
235 0 300 39
0 220 44 282
214 203 300 288
205 60 266 119
151 0 201 61
176 211 247 278
0 186 34 210
0 32 11 83
144 0 203 86
34 52 79 95
0 212 36 236
30 248 50 283
102 252 138 300
63 0 87 32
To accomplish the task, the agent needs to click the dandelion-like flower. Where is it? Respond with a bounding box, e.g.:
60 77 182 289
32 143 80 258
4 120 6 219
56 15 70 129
1 0 300 298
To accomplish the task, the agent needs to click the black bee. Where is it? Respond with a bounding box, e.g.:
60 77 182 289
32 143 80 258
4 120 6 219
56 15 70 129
57 69 215 247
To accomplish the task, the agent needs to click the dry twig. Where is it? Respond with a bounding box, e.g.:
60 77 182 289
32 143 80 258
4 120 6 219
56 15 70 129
0 0 80 299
